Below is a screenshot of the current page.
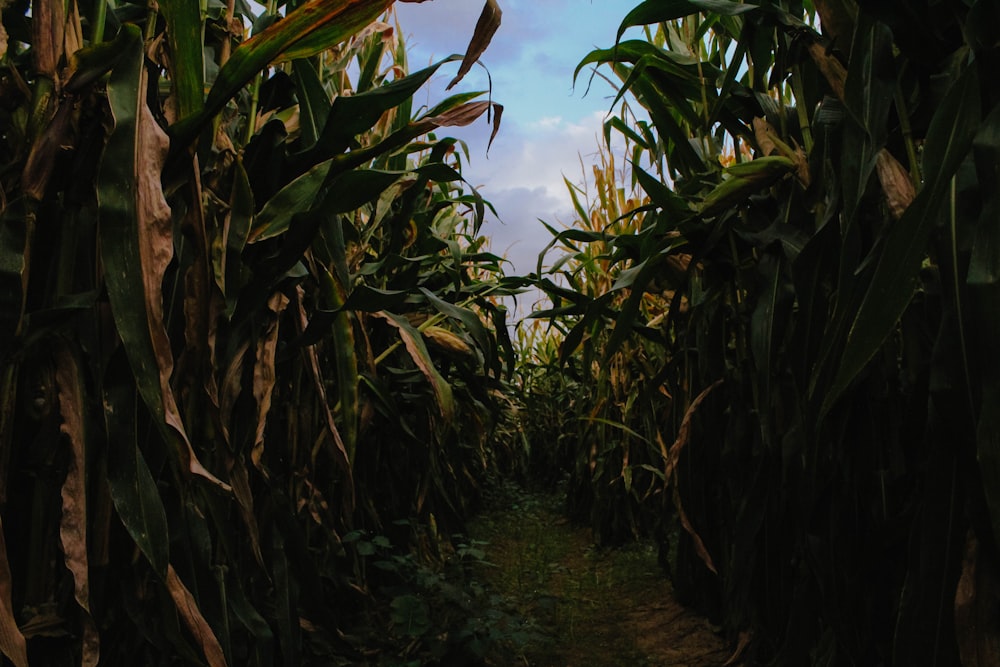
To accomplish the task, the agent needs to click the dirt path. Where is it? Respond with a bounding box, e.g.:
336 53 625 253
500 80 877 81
467 486 735 667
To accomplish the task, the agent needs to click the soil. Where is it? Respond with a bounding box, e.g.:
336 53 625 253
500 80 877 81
466 484 737 667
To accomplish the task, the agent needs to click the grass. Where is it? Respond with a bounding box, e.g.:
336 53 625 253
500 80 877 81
466 482 731 666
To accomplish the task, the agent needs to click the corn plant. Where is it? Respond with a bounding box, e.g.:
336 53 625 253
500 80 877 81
521 142 683 543
529 0 1000 664
0 0 517 664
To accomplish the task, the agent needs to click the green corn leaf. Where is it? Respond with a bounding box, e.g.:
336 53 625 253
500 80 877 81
222 159 255 317
64 27 132 94
750 252 783 439
304 55 461 162
270 529 301 667
970 104 1000 545
296 286 410 348
291 59 331 150
170 0 394 144
616 0 757 44
632 163 689 217
969 104 1000 286
699 156 795 216
103 352 170 578
604 257 662 359
822 64 981 416
252 162 468 243
320 267 359 463
158 0 205 119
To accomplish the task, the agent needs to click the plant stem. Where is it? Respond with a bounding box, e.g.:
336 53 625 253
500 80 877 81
244 0 278 147
92 0 108 44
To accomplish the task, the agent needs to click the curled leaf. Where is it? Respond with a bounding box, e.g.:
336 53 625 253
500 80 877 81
447 0 502 91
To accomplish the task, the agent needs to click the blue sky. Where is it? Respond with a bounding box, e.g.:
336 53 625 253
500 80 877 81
394 0 639 290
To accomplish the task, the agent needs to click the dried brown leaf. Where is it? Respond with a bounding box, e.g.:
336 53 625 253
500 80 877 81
54 342 99 667
875 148 915 220
663 380 724 576
251 292 289 473
0 515 27 667
813 0 856 51
664 380 724 480
135 69 229 491
295 288 354 512
423 100 503 151
165 565 229 667
64 0 83 59
955 530 1000 666
752 117 810 187
447 0 501 91
723 630 753 666
32 0 65 78
228 456 264 567
673 484 718 575
752 117 778 157
22 99 73 200
807 41 846 100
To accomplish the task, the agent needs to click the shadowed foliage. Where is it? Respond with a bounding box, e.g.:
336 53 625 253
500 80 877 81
0 0 520 664
522 0 1000 664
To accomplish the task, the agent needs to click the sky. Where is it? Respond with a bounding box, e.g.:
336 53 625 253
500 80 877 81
393 0 639 295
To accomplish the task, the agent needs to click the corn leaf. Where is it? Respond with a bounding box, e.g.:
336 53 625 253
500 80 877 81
823 65 981 415
375 311 455 421
103 352 170 578
158 0 205 118
446 0 501 90
0 514 26 667
291 59 329 150
419 287 494 370
98 25 227 490
971 105 1000 546
54 342 99 667
171 0 394 143
305 55 462 161
616 0 757 43
165 565 229 667
0 212 27 346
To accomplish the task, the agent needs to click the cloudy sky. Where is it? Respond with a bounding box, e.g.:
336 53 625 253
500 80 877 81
393 0 639 289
